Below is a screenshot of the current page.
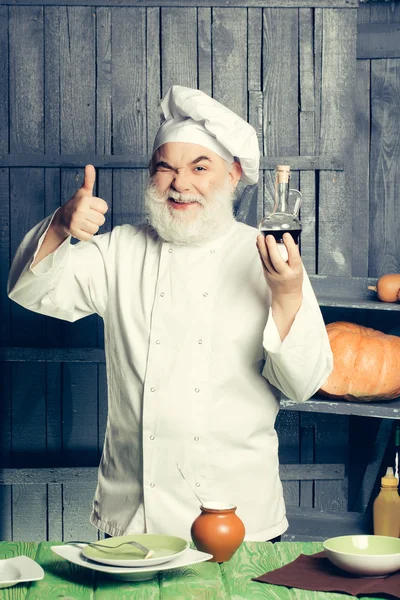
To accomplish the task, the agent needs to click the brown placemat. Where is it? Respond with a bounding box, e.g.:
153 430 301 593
253 551 400 598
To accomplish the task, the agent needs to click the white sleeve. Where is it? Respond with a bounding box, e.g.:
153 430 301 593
8 211 112 322
261 268 333 402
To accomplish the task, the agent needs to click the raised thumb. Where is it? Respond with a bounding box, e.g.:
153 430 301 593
82 164 96 194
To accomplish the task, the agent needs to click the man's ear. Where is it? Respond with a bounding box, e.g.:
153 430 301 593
229 160 242 188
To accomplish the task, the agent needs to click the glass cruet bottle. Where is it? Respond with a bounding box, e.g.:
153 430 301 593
259 165 302 245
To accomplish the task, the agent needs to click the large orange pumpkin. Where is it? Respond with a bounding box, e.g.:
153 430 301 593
319 321 400 402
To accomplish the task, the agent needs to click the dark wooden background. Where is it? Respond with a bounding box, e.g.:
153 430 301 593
0 0 399 542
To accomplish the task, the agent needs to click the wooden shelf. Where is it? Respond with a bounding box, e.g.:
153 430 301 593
0 153 344 170
0 347 106 363
281 394 400 420
2 275 400 420
0 463 345 485
2 348 399 419
284 507 369 542
309 275 400 311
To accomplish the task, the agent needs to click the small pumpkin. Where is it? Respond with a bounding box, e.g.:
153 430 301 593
319 321 400 402
368 273 400 303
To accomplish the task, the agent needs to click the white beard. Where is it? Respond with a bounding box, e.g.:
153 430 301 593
144 177 236 245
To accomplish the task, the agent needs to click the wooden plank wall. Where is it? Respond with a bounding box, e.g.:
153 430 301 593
5 0 399 542
346 0 400 512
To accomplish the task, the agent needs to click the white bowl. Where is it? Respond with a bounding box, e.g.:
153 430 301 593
0 556 44 589
323 535 400 577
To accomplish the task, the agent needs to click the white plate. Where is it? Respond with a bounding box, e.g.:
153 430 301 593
0 556 45 589
81 534 189 567
51 543 213 582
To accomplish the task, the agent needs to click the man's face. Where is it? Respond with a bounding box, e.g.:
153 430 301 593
145 142 242 245
151 142 239 219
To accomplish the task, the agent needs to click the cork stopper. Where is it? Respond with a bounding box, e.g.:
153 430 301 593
381 467 398 487
276 165 290 184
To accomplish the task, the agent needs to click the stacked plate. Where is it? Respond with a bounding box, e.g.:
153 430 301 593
51 534 213 582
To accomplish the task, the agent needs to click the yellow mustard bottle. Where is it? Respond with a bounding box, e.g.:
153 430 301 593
373 467 400 537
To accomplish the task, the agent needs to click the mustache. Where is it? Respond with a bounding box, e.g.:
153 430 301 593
147 180 205 205
168 190 204 205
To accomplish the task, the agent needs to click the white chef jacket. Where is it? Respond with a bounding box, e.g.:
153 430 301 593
8 213 333 541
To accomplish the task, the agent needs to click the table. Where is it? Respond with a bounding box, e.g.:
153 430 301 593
0 540 388 599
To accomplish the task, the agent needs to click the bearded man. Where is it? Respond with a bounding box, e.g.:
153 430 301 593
8 86 332 542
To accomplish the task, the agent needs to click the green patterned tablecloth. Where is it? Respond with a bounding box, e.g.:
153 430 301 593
0 540 388 599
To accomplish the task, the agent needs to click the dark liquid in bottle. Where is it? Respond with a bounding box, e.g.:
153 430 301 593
260 228 301 244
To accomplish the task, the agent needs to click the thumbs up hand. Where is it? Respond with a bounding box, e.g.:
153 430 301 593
53 165 108 241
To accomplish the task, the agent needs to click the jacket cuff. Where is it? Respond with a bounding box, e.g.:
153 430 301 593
30 209 72 275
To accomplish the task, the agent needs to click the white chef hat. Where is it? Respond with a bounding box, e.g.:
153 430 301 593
153 85 260 185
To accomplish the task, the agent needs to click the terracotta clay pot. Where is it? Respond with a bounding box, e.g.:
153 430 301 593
190 502 245 562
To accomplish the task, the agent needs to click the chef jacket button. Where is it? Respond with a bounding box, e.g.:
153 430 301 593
150 387 156 392
156 340 160 345
210 249 215 254
195 482 201 487
194 436 199 441
168 248 173 253
198 339 203 344
150 483 155 488
195 388 200 393
160 292 165 297
203 292 208 297
150 435 155 440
